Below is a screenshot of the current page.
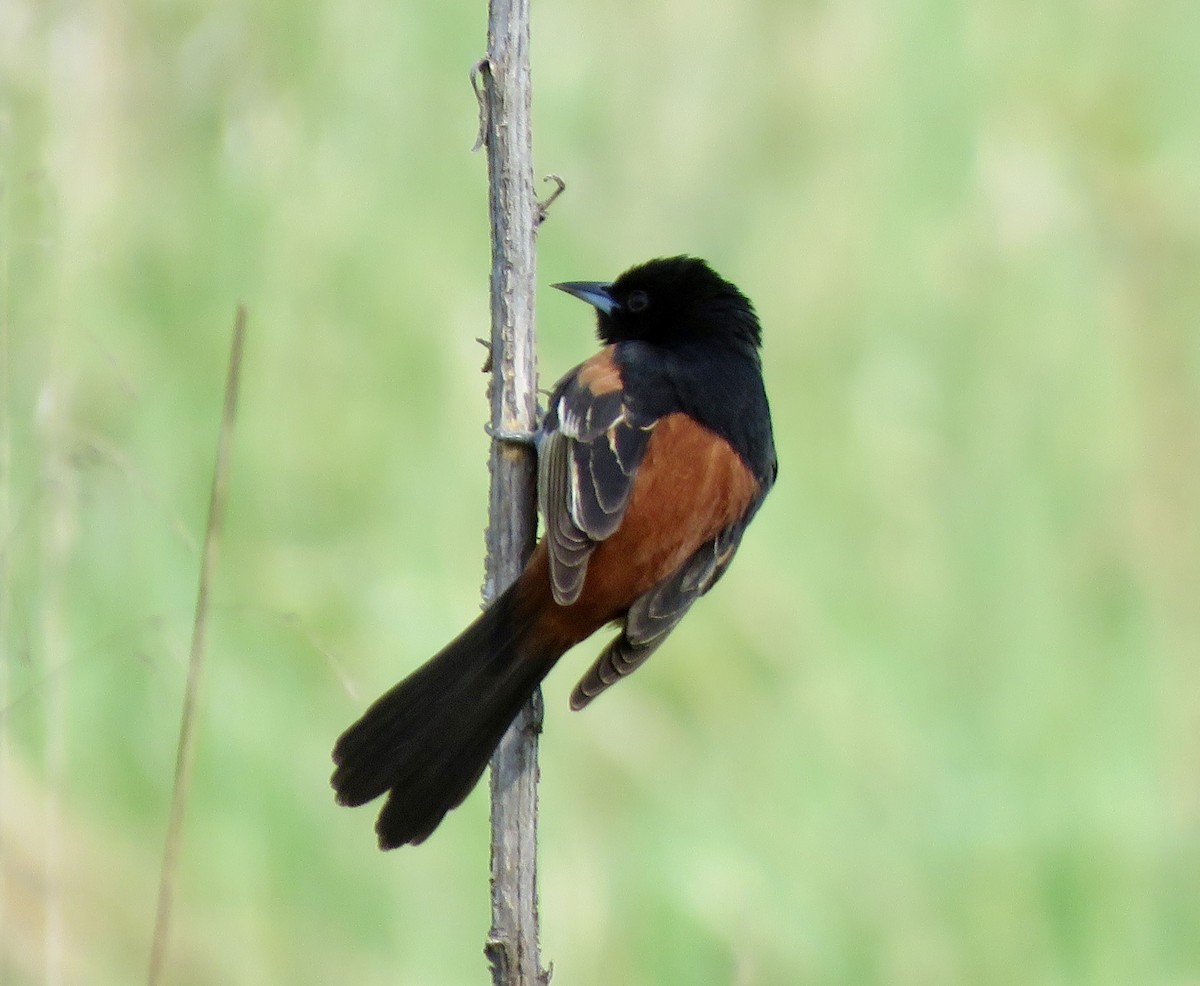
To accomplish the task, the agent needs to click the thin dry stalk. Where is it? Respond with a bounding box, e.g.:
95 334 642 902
147 306 246 986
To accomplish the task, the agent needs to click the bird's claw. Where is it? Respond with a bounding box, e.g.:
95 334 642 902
485 421 539 447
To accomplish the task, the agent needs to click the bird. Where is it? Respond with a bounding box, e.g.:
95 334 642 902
330 256 777 849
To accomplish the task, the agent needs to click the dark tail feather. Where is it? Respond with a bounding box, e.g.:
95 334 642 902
331 583 555 849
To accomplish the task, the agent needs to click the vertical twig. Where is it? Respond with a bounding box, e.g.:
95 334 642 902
147 306 246 986
476 0 546 981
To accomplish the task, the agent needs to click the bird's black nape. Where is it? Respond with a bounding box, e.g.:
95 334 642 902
555 256 761 350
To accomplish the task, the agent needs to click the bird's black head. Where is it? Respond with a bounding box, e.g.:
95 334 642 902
553 256 761 351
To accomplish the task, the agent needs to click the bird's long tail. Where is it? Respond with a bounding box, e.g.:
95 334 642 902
331 579 557 848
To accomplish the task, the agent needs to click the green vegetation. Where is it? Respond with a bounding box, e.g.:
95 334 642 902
3 0 1198 982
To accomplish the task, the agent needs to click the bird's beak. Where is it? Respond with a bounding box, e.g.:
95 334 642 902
552 280 618 316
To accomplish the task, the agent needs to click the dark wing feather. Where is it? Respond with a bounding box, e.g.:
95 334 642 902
538 352 655 606
568 521 748 710
537 428 592 598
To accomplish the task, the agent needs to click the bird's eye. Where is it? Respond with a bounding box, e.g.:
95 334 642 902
626 290 649 313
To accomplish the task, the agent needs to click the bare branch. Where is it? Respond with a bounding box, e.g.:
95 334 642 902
477 0 548 980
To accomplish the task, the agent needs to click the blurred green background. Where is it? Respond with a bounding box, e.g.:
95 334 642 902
3 0 1199 982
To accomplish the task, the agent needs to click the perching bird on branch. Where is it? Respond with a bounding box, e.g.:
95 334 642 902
331 256 777 848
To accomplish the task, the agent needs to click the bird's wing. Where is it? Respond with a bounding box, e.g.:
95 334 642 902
538 346 656 606
568 519 748 709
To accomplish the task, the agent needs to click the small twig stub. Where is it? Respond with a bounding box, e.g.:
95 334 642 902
535 175 566 227
471 58 493 153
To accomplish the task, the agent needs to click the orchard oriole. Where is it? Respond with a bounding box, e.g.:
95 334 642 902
331 256 777 848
